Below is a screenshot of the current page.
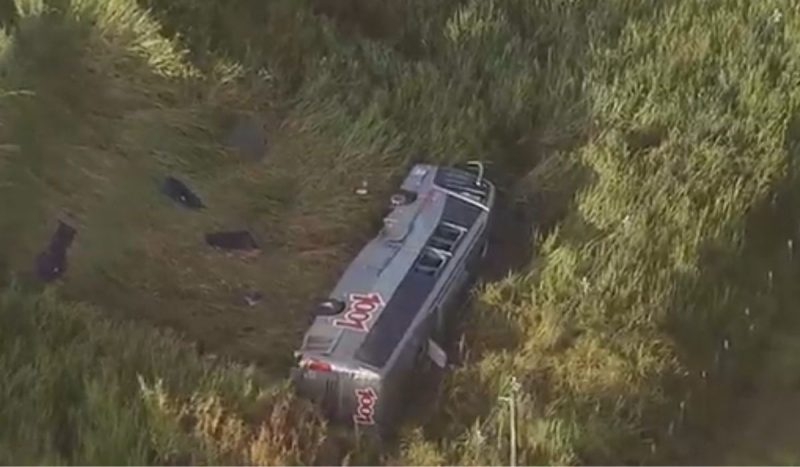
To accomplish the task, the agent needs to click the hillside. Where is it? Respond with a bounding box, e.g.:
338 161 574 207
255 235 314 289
2 0 800 464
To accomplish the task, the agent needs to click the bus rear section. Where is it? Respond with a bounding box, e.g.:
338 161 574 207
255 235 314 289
291 354 386 433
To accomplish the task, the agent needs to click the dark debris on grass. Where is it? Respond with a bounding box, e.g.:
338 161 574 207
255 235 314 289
34 220 77 282
161 176 206 209
205 230 260 251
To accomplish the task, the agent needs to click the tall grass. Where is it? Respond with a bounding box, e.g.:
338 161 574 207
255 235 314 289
0 284 327 464
395 1 800 464
0 2 329 462
0 0 398 375
3 0 800 464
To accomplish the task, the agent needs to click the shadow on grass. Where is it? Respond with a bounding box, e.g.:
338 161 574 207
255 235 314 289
662 112 800 465
0 0 16 30
136 0 465 78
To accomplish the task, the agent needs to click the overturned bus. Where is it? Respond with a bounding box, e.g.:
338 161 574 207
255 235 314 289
290 162 496 436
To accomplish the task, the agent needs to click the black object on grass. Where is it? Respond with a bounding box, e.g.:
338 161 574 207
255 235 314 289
205 230 260 251
161 176 205 209
34 220 77 282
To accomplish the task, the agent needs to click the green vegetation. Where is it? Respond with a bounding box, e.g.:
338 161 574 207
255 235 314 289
2 0 800 464
0 286 326 464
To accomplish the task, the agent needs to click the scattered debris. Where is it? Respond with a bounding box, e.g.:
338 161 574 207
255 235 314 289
205 230 260 251
161 176 205 209
224 114 268 161
355 180 369 196
242 291 263 307
256 67 273 82
34 220 77 282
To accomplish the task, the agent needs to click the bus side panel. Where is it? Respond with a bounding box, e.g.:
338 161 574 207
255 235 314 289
375 322 428 434
292 368 342 421
341 374 385 436
435 222 487 345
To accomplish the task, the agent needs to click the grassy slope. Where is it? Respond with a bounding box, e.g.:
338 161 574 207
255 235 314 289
0 286 327 465
3 0 800 464
0 0 400 374
0 1 333 464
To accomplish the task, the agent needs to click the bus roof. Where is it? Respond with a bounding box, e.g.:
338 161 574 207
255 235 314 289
295 163 493 370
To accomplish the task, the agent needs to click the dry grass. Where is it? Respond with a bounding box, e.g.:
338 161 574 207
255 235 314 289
0 0 399 373
0 285 329 464
3 0 800 464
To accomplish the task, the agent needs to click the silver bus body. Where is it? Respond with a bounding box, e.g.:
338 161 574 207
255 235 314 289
290 162 496 436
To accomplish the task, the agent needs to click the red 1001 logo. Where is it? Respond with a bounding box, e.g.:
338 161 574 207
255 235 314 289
333 293 385 332
354 387 378 425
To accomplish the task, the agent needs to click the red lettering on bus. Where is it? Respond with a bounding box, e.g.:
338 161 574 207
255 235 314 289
354 387 378 425
333 293 384 332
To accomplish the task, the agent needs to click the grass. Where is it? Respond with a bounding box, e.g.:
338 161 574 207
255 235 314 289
0 0 398 373
0 284 329 465
2 0 800 464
